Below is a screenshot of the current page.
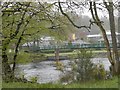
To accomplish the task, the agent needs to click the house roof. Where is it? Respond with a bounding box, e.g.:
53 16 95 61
87 31 120 38
87 34 101 38
106 31 120 35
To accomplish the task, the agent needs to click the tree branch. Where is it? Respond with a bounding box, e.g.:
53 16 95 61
9 2 31 40
23 31 40 36
90 1 114 65
58 1 91 32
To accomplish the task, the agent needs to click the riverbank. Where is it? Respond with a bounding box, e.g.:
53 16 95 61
2 77 118 88
9 49 120 64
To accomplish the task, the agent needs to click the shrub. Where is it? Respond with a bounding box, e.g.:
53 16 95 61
60 49 95 83
19 72 25 80
30 76 38 83
54 61 64 71
72 49 94 81
60 71 74 84
16 51 32 64
92 63 106 80
7 50 32 64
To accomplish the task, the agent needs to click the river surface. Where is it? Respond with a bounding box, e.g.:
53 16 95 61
15 58 111 84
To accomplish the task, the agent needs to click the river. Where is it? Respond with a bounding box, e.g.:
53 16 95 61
15 58 111 84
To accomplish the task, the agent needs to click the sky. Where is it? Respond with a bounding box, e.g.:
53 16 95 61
1 0 119 18
41 0 119 18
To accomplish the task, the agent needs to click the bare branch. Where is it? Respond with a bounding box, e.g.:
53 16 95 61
58 1 91 32
90 1 114 65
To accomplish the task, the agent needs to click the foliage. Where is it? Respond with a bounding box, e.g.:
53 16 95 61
92 64 106 80
60 71 74 84
16 51 32 64
2 2 75 72
68 50 78 59
54 61 64 71
72 49 94 81
71 49 107 81
30 76 38 83
7 50 32 64
59 49 108 83
30 53 47 62
19 72 25 80
7 50 47 64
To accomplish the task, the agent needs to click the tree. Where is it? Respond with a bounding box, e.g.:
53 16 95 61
58 0 120 75
2 2 49 81
2 2 42 81
90 0 120 75
2 2 75 81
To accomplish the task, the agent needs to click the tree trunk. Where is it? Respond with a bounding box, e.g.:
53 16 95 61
108 2 120 75
97 23 115 67
2 39 14 82
117 2 120 75
55 48 59 63
12 36 22 72
90 2 116 75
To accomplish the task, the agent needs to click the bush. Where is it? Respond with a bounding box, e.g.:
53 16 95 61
30 76 38 83
92 63 106 80
7 50 32 64
72 49 107 81
59 49 95 83
72 49 94 81
16 51 32 64
60 71 74 84
54 61 64 71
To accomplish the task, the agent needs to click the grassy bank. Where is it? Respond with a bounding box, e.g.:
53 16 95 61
7 49 120 64
45 50 106 57
65 77 118 88
2 77 118 88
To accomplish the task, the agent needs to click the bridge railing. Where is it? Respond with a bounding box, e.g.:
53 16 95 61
26 43 120 51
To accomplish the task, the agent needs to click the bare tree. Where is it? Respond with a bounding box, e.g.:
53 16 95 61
58 0 120 75
90 0 120 75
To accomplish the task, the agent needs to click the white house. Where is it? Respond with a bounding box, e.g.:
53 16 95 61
87 31 120 44
22 36 55 47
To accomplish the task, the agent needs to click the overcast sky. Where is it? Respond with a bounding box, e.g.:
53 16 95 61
1 0 119 18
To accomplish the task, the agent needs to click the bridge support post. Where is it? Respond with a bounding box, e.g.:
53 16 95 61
55 48 59 62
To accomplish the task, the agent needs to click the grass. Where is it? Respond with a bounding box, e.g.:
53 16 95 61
6 49 120 64
45 49 107 56
2 77 118 88
45 52 76 56
2 82 64 88
5 49 109 65
65 77 118 88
